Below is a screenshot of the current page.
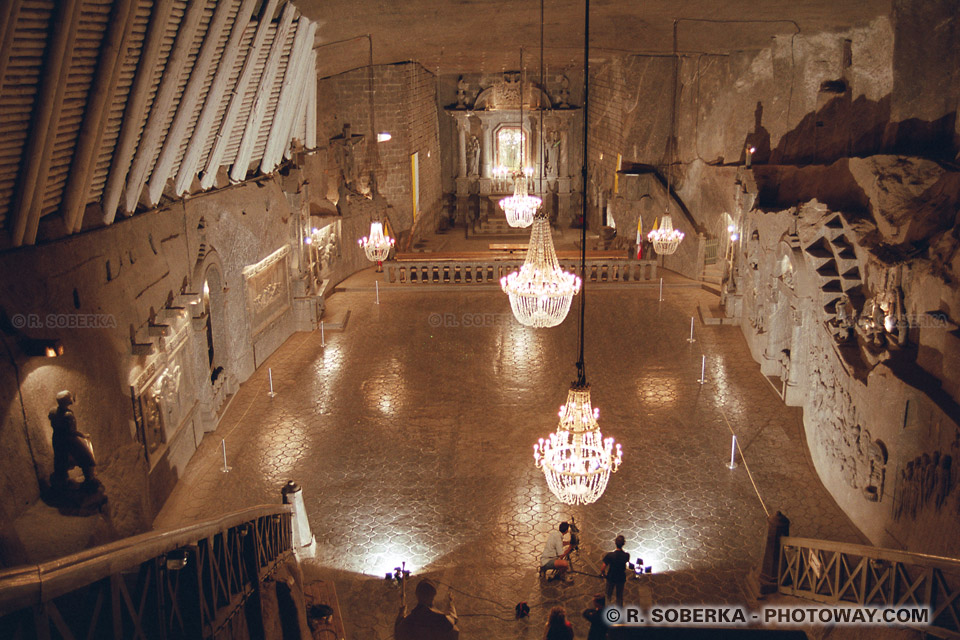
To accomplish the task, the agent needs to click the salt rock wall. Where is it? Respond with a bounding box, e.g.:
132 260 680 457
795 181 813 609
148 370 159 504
731 157 960 555
0 155 360 565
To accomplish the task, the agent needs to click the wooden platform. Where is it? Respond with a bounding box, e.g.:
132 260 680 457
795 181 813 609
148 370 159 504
303 580 347 640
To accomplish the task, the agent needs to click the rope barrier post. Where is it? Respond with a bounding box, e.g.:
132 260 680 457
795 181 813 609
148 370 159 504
267 367 276 397
687 316 696 343
698 354 705 384
659 277 663 302
376 280 380 305
727 434 738 470
320 320 325 347
220 439 231 473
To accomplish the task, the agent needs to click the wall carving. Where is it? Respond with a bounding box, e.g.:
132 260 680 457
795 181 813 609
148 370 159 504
242 245 292 338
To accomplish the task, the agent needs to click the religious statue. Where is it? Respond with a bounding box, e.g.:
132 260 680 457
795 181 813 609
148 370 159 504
545 130 560 174
468 135 480 176
557 75 571 108
49 391 99 489
456 75 468 109
333 123 364 193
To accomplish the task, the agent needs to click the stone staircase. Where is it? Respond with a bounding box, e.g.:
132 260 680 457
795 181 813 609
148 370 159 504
470 214 530 236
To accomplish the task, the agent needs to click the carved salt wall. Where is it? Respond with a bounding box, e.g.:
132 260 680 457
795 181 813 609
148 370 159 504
0 155 342 564
733 159 960 555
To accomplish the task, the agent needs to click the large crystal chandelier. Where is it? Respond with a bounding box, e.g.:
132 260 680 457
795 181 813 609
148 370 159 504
499 172 540 228
501 212 580 327
358 221 394 271
533 0 621 505
648 214 684 255
535 385 622 505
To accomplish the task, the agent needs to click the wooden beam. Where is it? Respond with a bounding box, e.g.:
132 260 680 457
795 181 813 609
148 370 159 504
9 0 83 246
281 42 313 162
228 3 295 183
305 50 317 150
0 0 24 99
200 0 280 191
61 0 139 234
260 18 314 173
122 0 208 213
175 0 259 196
101 0 176 225
284 54 310 161
146 0 239 205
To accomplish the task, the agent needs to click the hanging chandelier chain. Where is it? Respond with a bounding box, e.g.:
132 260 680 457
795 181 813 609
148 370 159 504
576 0 590 386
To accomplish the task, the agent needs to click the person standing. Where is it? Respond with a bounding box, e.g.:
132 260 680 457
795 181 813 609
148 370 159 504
543 605 575 640
601 535 630 608
582 593 607 640
394 579 459 640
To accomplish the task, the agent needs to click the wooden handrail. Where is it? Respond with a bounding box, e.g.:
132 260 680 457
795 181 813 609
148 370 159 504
0 504 292 614
781 536 960 572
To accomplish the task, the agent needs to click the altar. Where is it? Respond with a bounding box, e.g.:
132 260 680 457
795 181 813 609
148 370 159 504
446 73 580 225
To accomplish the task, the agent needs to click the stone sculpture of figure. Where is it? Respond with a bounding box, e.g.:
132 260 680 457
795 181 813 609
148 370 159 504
334 123 364 193
456 75 468 108
778 349 791 382
467 135 480 177
545 130 560 175
49 391 99 488
557 75 570 108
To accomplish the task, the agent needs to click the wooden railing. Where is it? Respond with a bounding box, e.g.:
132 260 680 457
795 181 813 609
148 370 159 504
0 505 293 640
386 258 658 285
779 536 960 637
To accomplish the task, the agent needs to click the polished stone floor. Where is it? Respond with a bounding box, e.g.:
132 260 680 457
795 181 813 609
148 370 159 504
156 270 865 639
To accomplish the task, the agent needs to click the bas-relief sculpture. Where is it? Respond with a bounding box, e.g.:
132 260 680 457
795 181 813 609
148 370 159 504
243 245 292 337
49 391 99 489
730 186 960 547
332 123 364 193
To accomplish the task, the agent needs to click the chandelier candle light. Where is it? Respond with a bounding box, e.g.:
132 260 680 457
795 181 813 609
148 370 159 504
648 214 684 255
533 0 622 505
358 221 395 272
501 212 581 327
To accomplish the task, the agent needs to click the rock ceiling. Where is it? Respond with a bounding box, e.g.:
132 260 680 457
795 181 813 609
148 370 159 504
299 0 892 77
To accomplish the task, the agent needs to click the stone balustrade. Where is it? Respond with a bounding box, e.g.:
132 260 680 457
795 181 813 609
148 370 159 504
385 258 658 285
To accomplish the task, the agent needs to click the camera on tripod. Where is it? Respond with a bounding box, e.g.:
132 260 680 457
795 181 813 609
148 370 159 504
565 516 580 552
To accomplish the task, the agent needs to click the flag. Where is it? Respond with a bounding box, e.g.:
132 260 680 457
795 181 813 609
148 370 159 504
635 216 643 259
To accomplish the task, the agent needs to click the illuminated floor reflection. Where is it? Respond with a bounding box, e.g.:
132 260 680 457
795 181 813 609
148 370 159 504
156 272 865 638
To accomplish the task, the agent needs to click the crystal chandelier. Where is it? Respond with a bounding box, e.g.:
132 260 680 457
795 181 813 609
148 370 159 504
501 213 580 327
535 385 622 505
648 214 684 255
358 221 394 271
533 0 621 505
499 173 540 228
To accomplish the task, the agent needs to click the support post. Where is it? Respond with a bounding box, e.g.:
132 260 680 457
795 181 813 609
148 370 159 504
281 481 316 559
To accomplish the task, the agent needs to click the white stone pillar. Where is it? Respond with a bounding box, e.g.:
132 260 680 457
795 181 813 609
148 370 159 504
281 481 316 559
481 122 493 179
457 120 467 178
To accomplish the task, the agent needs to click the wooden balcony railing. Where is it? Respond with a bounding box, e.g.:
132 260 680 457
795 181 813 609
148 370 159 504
779 536 960 637
0 505 293 639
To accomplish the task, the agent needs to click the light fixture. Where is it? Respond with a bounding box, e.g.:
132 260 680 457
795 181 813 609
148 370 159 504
22 337 64 358
499 48 539 228
501 212 580 327
358 221 395 272
377 132 392 142
533 0 621 505
500 174 541 228
648 214 684 255
648 24 686 258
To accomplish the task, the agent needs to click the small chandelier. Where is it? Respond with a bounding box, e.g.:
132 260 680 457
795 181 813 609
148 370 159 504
358 221 394 271
648 214 684 255
535 384 622 505
501 213 580 327
499 173 540 228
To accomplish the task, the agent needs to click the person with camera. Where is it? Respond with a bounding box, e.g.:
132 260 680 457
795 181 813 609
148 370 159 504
600 535 630 608
540 521 573 581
